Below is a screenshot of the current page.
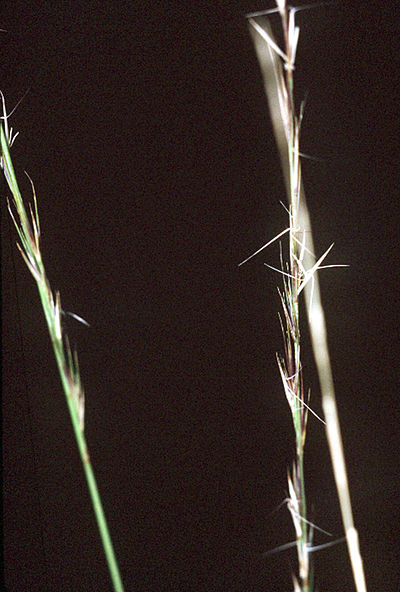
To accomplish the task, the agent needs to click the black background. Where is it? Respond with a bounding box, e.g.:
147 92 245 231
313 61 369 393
2 1 399 591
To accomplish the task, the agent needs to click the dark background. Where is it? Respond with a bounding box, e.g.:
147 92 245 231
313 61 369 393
2 1 399 591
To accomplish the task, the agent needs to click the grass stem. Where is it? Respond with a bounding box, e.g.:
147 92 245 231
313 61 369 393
1 97 125 592
246 3 367 590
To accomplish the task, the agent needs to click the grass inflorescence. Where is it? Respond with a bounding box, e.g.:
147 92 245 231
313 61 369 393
1 91 125 592
242 2 368 590
2 3 368 590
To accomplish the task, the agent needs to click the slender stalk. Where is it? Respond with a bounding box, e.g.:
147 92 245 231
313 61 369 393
246 2 367 591
1 99 125 592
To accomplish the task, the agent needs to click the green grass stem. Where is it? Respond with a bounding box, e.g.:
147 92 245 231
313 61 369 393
1 97 125 592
